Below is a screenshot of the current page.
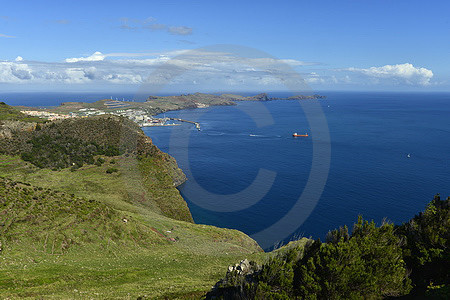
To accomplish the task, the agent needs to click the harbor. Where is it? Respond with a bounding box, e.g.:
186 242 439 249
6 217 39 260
169 118 201 130
140 117 200 130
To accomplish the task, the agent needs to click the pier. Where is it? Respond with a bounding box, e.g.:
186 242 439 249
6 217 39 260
169 118 201 130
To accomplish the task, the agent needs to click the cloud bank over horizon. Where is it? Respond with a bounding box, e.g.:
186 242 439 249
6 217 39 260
0 50 437 91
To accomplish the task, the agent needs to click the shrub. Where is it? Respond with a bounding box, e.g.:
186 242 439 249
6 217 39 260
208 218 412 299
106 167 118 174
95 157 105 166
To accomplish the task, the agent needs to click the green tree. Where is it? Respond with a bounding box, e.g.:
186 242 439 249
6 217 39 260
396 194 450 293
294 218 411 299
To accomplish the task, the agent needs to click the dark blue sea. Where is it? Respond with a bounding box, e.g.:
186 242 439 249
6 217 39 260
145 91 449 249
2 91 449 249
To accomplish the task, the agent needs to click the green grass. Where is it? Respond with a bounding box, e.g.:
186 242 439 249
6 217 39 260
0 154 192 222
0 102 44 123
0 155 266 298
0 246 260 299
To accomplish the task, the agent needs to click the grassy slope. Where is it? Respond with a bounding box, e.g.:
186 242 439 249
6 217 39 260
0 104 283 298
0 102 43 123
0 102 27 121
0 153 265 298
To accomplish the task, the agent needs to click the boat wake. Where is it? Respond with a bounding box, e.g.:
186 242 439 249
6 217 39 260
206 131 225 136
249 134 282 138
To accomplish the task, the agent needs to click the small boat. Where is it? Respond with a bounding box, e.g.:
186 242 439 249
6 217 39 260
293 132 308 137
407 153 411 158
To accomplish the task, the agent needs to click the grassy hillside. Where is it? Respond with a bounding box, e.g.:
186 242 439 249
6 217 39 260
0 102 43 123
0 111 266 298
0 177 263 299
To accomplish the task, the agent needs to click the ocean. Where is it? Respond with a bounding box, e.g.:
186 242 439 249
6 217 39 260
2 91 449 250
145 91 450 249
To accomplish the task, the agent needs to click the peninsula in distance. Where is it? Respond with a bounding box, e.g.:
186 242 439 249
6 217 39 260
14 93 326 126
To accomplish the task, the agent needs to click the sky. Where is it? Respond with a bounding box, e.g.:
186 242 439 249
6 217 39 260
0 0 449 93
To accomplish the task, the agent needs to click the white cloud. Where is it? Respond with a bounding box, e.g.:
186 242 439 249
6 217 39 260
1 52 440 91
0 33 15 38
168 26 193 36
64 68 90 83
305 72 325 84
0 61 33 82
346 63 433 86
280 59 319 66
65 51 106 63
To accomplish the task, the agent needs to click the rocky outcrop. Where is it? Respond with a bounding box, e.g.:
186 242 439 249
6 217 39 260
244 93 270 101
227 259 257 275
206 258 260 299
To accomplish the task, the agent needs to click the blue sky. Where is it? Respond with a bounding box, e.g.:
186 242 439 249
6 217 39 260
1 0 449 92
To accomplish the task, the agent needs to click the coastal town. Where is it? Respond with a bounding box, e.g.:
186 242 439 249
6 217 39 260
21 103 198 128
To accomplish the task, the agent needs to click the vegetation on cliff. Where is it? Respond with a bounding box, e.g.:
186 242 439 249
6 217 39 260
207 195 449 299
396 194 450 295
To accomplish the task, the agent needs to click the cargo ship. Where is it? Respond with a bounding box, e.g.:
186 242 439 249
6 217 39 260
293 132 309 137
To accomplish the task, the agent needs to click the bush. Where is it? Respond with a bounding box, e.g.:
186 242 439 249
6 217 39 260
1 115 162 170
294 218 411 299
106 167 118 174
95 157 105 166
19 134 121 170
208 218 413 299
